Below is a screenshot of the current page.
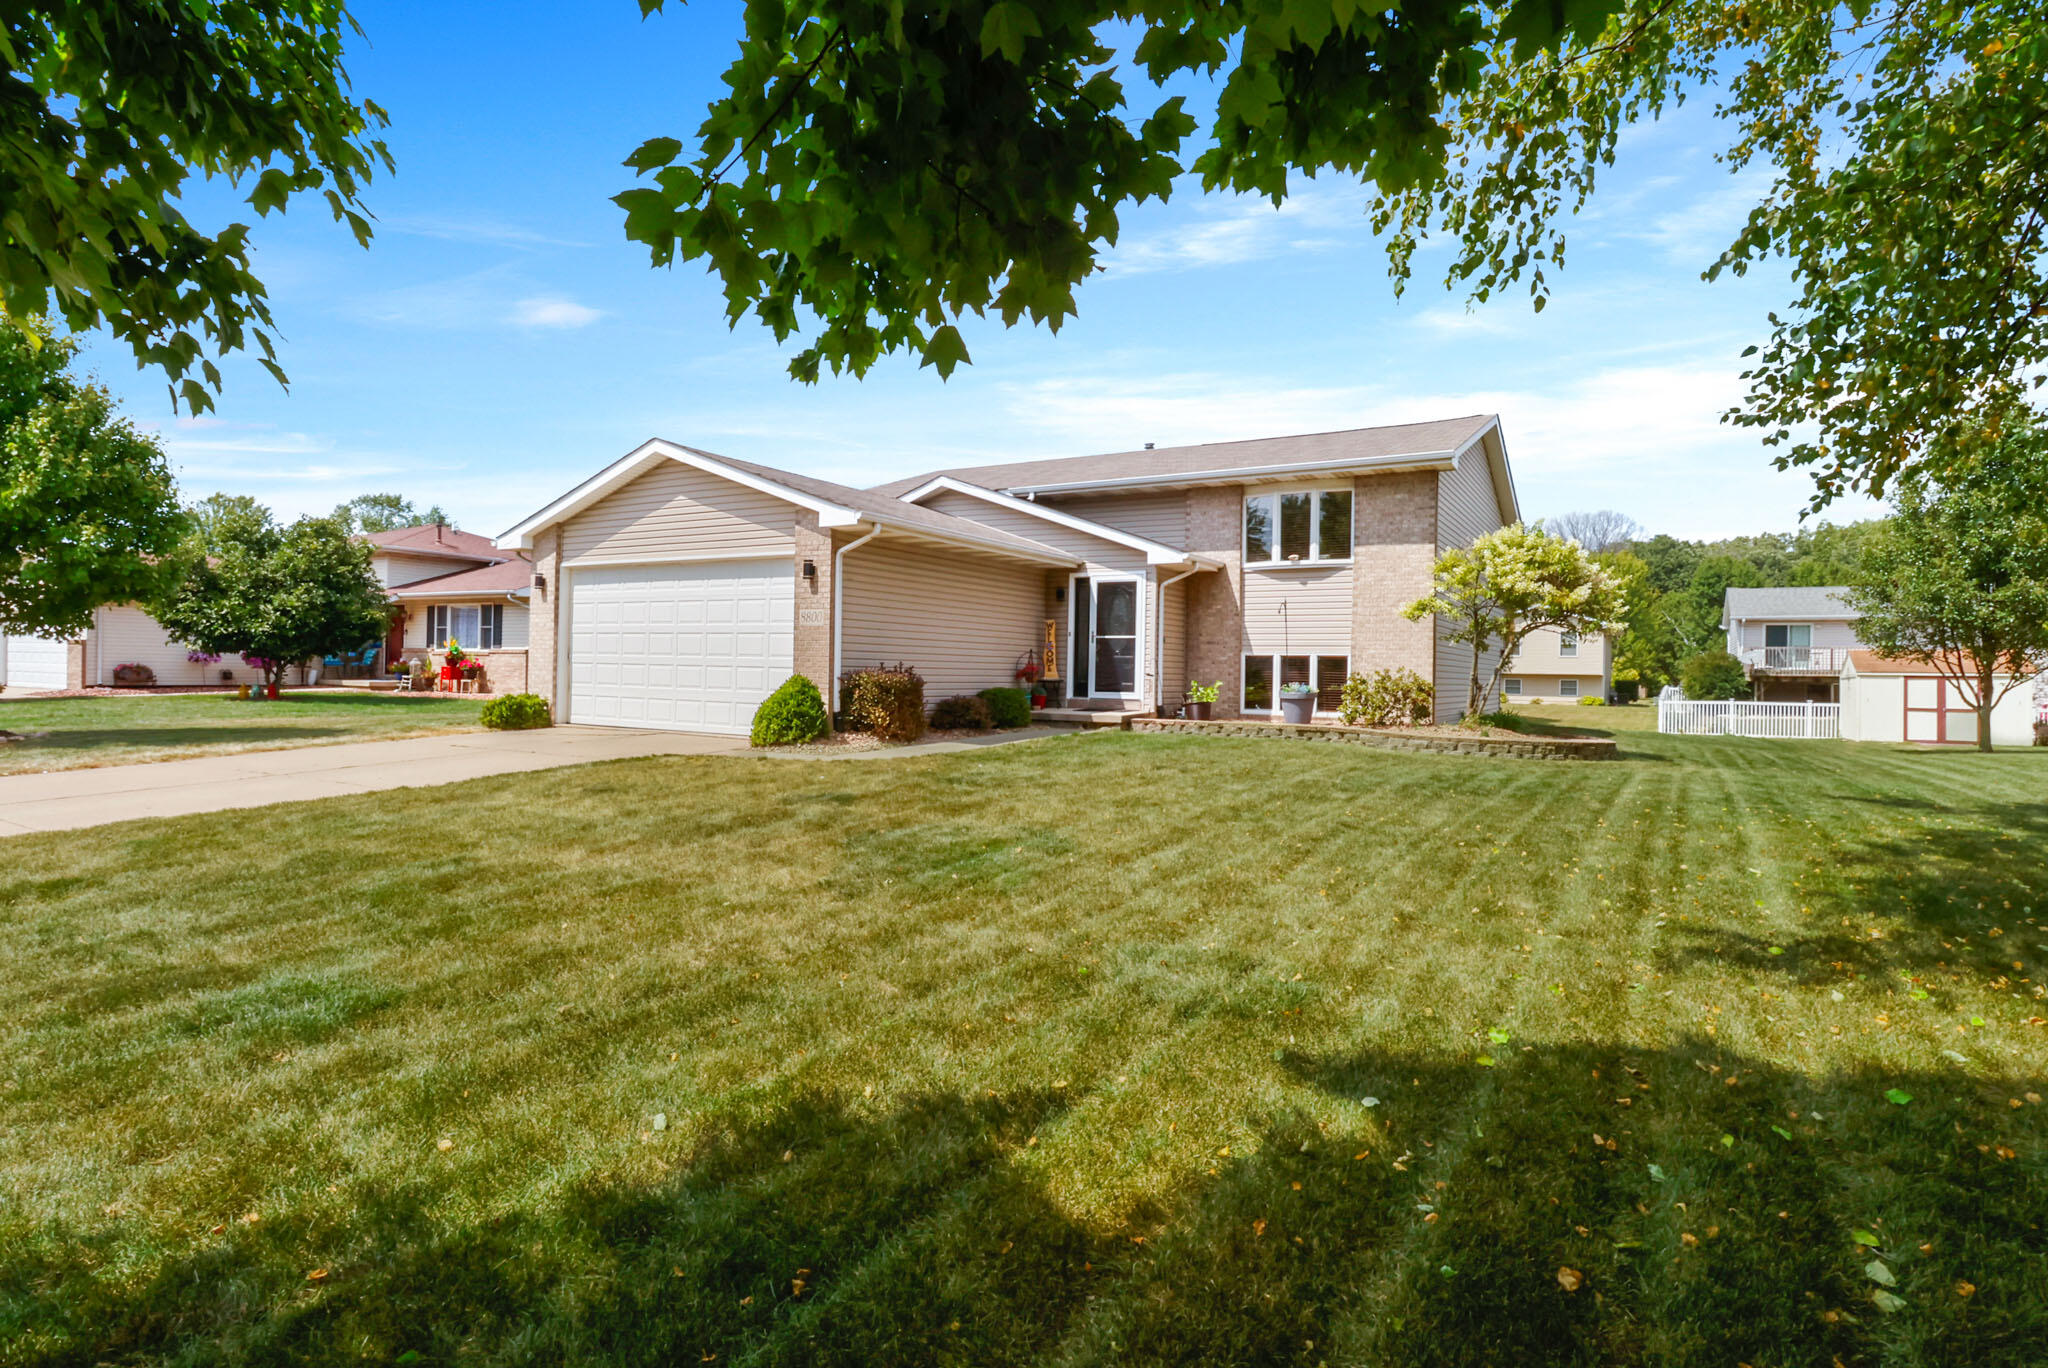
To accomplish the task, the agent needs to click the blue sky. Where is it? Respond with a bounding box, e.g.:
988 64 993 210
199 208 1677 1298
77 1 1885 541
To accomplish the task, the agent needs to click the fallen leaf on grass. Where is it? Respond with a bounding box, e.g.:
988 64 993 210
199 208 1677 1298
1852 1230 1881 1247
436 1138 454 1152
1872 1289 1907 1314
1865 1260 1896 1287
1956 1281 1976 1298
305 1269 327 1282
1885 1089 1913 1106
1557 1266 1584 1292
1252 1219 1267 1238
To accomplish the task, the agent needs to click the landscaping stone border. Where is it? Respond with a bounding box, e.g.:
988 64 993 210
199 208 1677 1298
1130 716 1619 760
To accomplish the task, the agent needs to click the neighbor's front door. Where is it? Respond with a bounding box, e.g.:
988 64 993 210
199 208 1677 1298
1070 576 1139 699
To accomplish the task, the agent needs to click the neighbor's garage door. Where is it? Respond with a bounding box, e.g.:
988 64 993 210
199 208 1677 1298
2 634 68 690
567 560 794 734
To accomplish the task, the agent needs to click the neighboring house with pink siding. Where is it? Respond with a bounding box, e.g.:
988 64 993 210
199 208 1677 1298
1503 626 1612 704
499 417 1521 735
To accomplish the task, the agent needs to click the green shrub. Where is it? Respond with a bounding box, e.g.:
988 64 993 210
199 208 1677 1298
1470 708 1530 732
480 693 552 730
977 686 1032 728
1337 667 1434 727
750 675 830 746
1577 695 1607 706
840 663 926 742
930 694 994 730
1681 650 1750 701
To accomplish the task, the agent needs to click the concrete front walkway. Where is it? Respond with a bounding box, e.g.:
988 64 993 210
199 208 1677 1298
0 726 746 836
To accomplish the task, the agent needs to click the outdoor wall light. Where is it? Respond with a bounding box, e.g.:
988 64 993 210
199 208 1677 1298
1055 586 1066 602
802 558 817 583
532 573 547 593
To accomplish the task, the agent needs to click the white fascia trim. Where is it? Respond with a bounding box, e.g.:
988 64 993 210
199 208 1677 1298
990 449 1460 498
898 475 1217 567
561 549 794 569
498 439 862 550
388 586 533 601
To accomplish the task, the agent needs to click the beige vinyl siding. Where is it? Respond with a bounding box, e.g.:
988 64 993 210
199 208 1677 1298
1160 574 1189 707
923 490 1147 574
1433 446 1510 720
1242 566 1354 654
1504 673 1604 705
839 536 1045 702
561 460 796 563
1511 625 1610 674
378 552 479 588
1041 490 1188 548
89 605 227 685
1730 618 1864 652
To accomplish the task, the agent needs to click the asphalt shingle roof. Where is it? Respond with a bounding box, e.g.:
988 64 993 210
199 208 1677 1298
1722 587 1858 620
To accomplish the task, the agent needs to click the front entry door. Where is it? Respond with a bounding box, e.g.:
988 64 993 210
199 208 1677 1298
1070 576 1139 699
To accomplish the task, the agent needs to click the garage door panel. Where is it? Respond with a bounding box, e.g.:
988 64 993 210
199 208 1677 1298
568 560 794 734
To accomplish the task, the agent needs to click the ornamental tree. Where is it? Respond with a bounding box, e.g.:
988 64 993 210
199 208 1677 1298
0 320 188 638
154 513 389 693
1849 414 2048 752
1403 523 1627 718
1 1 391 412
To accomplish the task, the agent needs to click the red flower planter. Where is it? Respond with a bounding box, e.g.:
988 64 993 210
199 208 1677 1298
440 665 457 681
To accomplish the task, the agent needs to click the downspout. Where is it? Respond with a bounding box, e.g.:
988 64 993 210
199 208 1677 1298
831 523 881 711
1154 565 1200 714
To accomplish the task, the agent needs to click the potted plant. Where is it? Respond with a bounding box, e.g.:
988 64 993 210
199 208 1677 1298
1184 680 1221 720
1014 655 1042 688
111 662 156 687
1279 681 1317 724
441 639 467 683
1030 689 1047 709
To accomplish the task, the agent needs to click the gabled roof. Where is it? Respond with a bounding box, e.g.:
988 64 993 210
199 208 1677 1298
870 415 1506 500
387 554 534 600
897 475 1220 567
363 524 504 563
1722 587 1857 626
1843 649 2037 678
500 440 1081 567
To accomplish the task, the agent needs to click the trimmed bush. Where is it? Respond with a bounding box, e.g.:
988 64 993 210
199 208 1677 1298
930 694 994 730
840 663 926 742
1337 667 1434 727
1471 708 1531 732
480 693 552 730
976 686 1032 728
1681 650 1750 701
1577 695 1607 706
750 675 830 746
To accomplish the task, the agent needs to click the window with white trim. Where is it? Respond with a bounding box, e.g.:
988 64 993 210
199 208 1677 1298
1242 654 1348 712
1243 489 1352 565
1558 631 1579 658
1558 678 1580 698
1504 678 1523 696
427 604 503 650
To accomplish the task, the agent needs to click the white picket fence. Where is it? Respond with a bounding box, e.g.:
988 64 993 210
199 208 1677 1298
1658 687 1840 739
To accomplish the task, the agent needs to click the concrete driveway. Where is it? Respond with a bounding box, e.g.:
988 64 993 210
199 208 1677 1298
0 726 747 836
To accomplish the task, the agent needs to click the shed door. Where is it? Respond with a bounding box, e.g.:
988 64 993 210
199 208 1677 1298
566 560 794 734
1904 675 1981 745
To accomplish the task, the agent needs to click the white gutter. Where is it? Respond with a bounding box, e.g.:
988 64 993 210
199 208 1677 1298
1153 565 1201 714
831 523 882 711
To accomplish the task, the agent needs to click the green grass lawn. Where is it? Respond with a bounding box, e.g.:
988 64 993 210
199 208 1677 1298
4 717 2047 1366
0 691 486 774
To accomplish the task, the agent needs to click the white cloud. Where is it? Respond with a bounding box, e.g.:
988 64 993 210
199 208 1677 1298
509 295 603 329
1103 183 1371 276
381 214 590 250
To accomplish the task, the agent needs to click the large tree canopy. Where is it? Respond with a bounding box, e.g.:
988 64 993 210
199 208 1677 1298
0 320 187 638
1 1 390 412
626 0 2046 506
618 0 1620 382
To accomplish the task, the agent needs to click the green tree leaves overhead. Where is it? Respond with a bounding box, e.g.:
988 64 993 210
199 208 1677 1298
0 320 188 638
1372 0 2048 504
618 0 1613 383
336 494 455 535
0 2 391 413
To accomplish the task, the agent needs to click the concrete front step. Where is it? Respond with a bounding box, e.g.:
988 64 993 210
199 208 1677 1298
1030 707 1151 730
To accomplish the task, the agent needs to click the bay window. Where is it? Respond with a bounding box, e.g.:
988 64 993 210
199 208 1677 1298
1243 489 1352 565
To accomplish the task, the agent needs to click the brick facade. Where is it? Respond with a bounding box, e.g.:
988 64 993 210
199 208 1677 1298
1183 485 1245 717
527 527 561 716
1350 471 1438 679
793 515 834 723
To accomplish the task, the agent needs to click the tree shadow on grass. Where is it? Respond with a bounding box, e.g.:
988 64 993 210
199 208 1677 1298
9 1045 2047 1367
6 725 351 755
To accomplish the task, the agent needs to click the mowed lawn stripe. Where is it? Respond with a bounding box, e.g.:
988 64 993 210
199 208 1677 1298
3 709 2047 1365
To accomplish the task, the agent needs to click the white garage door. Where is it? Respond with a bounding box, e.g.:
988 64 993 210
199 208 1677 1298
2 633 68 690
567 560 795 734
